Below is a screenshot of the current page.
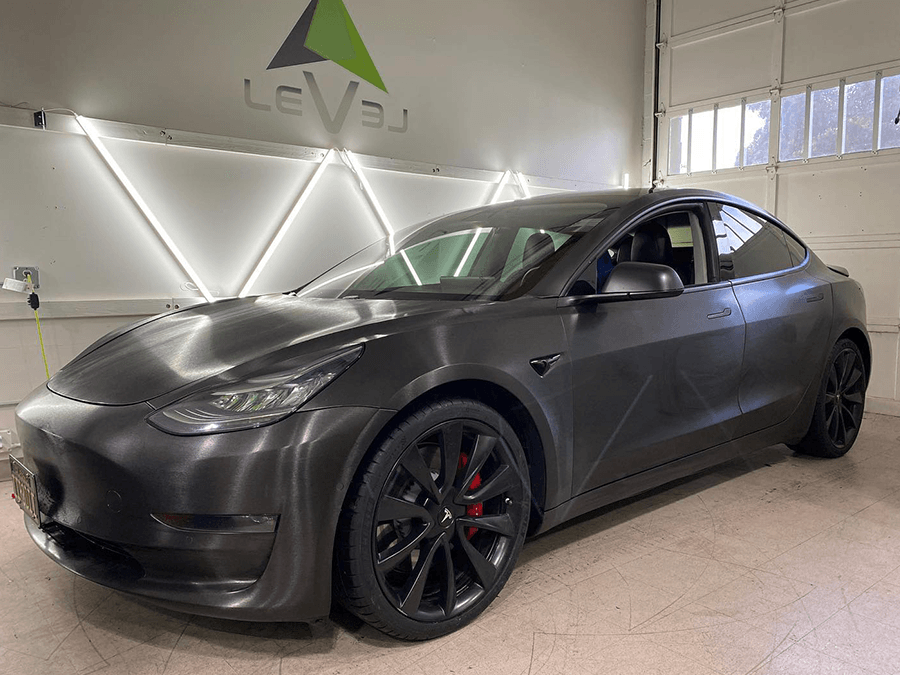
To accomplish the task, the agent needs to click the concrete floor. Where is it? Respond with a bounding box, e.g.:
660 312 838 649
1 413 899 675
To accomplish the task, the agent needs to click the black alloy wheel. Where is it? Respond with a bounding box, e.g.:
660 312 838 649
824 346 866 449
335 399 530 640
793 338 867 458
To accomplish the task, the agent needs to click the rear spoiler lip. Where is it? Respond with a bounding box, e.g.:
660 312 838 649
827 264 850 277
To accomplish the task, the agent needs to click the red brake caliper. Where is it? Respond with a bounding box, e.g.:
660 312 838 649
458 453 483 540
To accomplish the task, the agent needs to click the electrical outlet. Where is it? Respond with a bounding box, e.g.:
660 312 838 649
13 266 40 289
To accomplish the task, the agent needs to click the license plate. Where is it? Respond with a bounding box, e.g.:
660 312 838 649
9 455 42 527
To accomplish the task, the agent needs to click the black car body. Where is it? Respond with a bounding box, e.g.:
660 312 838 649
13 188 870 639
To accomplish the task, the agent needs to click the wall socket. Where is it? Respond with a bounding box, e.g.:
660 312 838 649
12 266 40 289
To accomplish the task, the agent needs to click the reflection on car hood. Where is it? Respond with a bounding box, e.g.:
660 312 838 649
48 295 458 405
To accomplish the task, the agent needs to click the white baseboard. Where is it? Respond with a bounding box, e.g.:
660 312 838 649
867 397 900 418
0 450 9 482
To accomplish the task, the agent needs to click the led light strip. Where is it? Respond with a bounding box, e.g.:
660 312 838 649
513 171 532 198
76 115 215 303
489 170 512 204
239 149 335 298
341 149 422 285
399 249 423 286
453 227 484 277
342 149 396 254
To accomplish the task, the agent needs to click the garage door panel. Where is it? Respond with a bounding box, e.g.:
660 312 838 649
669 173 769 208
775 164 900 238
810 247 900 327
670 20 773 105
783 0 900 84
672 0 773 36
868 332 898 400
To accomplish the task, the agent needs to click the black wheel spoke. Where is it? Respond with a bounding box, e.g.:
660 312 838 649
440 539 457 617
399 536 442 615
839 352 853 388
460 433 496 490
457 528 497 587
378 496 430 523
841 403 858 433
401 449 441 501
377 525 429 572
457 512 516 537
844 391 863 405
826 404 838 442
462 464 519 504
828 366 839 394
845 367 863 390
439 422 463 493
835 404 846 445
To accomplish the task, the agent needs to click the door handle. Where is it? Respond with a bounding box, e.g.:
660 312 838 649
707 308 732 320
805 292 825 303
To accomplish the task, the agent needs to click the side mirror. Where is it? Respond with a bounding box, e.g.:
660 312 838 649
565 262 685 305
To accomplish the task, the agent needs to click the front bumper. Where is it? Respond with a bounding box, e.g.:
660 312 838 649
15 385 394 621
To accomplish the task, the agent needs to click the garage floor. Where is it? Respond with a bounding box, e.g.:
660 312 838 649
1 413 899 675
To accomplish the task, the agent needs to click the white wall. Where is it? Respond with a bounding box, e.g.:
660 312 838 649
0 0 645 187
0 0 649 438
657 0 900 415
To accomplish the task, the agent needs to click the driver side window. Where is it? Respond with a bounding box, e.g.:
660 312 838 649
569 209 710 295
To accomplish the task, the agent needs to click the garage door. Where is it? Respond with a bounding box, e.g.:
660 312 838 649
654 0 900 415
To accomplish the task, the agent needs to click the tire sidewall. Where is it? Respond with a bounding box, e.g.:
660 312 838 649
806 338 866 458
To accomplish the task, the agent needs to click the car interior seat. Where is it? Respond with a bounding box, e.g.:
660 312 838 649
630 221 673 267
522 232 555 268
614 237 632 264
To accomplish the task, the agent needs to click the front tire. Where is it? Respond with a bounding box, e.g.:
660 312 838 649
334 398 530 640
793 338 867 458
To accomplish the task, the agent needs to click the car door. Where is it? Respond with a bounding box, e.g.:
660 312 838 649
707 202 833 437
561 204 746 497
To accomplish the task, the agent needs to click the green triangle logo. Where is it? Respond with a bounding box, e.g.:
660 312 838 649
267 0 388 93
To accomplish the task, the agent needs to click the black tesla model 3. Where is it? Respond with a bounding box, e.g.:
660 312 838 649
11 188 869 639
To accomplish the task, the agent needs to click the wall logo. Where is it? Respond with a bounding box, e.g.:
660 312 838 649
244 0 408 134
268 0 386 93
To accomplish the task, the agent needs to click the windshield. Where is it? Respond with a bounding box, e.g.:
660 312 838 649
293 200 617 301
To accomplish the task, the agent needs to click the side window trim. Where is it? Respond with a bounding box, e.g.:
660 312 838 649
562 202 717 296
707 201 807 283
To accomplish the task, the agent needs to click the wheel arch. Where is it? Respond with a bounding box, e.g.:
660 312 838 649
351 371 556 535
838 326 871 383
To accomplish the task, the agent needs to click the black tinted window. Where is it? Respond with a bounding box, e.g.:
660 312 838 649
709 204 795 280
783 231 807 266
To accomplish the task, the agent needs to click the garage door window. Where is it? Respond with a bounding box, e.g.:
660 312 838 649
709 204 795 280
879 73 900 150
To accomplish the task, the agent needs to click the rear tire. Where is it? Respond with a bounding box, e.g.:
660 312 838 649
792 338 867 458
334 398 530 640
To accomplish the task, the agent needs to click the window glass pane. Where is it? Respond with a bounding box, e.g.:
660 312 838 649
783 231 807 267
502 228 569 280
668 114 688 174
715 104 741 169
843 79 875 154
743 100 771 166
711 204 794 279
690 109 714 172
810 86 839 158
779 93 806 161
879 73 900 150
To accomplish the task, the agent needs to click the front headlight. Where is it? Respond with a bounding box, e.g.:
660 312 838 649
147 345 363 435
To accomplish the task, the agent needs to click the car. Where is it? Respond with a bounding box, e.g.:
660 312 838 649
11 188 869 640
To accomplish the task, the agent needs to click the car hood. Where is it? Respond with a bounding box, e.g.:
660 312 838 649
47 295 460 406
